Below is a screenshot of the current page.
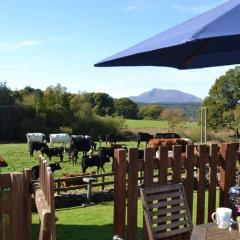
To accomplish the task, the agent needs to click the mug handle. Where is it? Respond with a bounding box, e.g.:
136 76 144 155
212 212 218 223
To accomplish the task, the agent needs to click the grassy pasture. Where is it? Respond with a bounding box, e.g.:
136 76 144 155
123 119 198 129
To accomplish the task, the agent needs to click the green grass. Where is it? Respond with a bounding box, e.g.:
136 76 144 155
123 119 198 129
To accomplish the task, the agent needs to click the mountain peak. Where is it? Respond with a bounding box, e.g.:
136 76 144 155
129 88 203 103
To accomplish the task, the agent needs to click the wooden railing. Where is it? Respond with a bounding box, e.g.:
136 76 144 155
34 157 56 240
113 143 240 240
0 170 32 240
54 172 114 194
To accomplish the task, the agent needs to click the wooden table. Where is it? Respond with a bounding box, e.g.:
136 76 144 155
191 222 240 240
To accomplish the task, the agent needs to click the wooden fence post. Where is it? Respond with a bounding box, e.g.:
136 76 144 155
24 169 32 240
185 144 194 217
113 149 127 239
196 144 207 225
143 148 155 240
172 145 182 183
208 144 218 222
127 148 139 240
158 146 168 186
219 143 236 207
11 173 24 240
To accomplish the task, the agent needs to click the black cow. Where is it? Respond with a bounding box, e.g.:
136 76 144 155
31 162 62 180
155 132 181 139
71 135 95 155
137 132 154 148
40 146 64 162
98 145 128 160
105 133 118 145
98 147 114 160
29 142 48 157
66 147 79 165
82 155 110 173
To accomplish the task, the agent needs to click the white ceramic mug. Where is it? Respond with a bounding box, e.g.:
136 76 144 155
211 207 232 229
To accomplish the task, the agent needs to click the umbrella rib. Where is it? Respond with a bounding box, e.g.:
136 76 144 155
180 38 213 69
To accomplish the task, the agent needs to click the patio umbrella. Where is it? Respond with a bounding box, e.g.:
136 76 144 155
95 0 240 69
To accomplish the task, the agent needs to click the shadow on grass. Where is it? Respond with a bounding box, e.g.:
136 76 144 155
32 223 143 240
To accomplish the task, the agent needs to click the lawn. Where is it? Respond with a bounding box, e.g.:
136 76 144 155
123 119 198 129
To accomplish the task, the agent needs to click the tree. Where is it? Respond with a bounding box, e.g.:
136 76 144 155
85 92 114 116
138 104 163 120
0 81 14 105
114 98 138 119
161 108 184 131
203 66 240 134
43 84 73 129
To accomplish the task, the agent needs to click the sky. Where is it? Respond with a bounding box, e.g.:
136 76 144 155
0 0 234 99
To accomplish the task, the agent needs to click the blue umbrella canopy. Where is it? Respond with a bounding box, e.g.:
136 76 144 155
95 0 240 69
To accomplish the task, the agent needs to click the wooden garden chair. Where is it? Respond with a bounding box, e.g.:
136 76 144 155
140 183 193 240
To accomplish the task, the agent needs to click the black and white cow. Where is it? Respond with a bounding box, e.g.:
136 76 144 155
31 162 62 180
26 133 46 143
71 135 96 155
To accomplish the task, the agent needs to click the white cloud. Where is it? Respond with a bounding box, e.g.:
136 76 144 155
0 40 39 51
125 0 156 12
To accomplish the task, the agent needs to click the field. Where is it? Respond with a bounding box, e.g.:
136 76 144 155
123 119 198 129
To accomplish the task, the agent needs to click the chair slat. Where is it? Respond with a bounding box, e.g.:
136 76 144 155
153 219 191 232
146 191 180 202
151 212 189 224
148 198 184 209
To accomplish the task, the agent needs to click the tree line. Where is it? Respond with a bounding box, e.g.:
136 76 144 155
2 65 238 143
0 82 194 142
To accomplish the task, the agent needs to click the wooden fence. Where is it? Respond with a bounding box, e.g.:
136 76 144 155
54 172 114 194
0 170 32 240
34 157 56 240
113 143 240 240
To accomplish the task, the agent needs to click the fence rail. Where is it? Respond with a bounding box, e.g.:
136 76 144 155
34 157 56 240
54 172 114 194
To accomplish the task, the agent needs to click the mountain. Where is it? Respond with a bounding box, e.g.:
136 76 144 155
129 88 203 103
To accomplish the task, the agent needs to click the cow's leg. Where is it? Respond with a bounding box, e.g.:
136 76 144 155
60 154 63 162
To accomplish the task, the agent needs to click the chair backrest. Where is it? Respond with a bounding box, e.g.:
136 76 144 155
140 183 193 240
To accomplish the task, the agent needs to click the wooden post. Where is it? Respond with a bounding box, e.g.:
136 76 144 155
143 148 154 240
127 148 139 240
113 149 127 239
196 144 207 225
219 143 236 207
172 145 182 183
208 144 218 222
24 169 32 240
185 144 195 217
158 146 168 186
10 173 24 240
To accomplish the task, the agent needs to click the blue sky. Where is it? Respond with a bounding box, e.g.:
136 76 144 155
0 0 232 99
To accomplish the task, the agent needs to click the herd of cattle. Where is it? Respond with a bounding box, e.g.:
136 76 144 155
25 132 194 180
